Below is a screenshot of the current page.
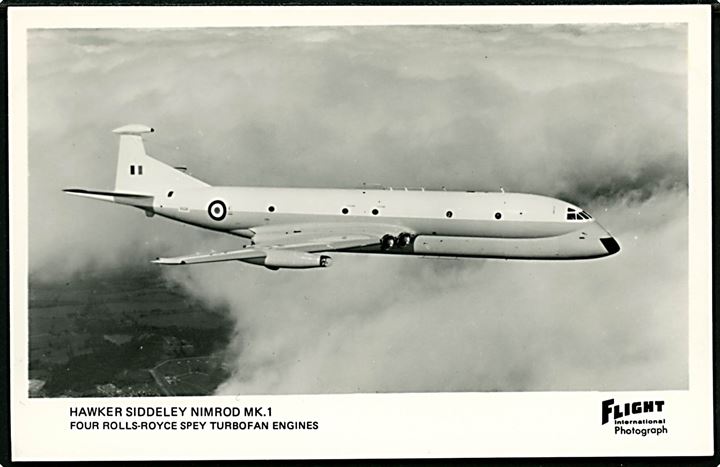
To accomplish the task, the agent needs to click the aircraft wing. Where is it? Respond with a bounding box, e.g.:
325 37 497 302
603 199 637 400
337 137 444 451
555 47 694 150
151 231 386 266
152 246 267 265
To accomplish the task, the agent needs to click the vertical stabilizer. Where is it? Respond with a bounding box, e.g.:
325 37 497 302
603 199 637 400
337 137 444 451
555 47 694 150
112 124 209 196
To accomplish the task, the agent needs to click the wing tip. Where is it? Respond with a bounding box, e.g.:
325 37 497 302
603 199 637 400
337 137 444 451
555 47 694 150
151 257 185 265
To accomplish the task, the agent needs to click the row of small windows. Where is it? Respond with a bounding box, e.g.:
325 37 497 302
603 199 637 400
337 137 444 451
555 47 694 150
449 211 502 219
263 205 502 220
341 207 380 216
267 206 385 216
129 165 143 175
567 207 592 221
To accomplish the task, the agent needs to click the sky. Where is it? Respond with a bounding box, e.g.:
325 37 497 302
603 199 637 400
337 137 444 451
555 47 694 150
27 23 688 392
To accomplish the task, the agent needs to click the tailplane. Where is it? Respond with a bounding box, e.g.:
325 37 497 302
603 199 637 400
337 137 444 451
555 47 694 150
62 188 154 212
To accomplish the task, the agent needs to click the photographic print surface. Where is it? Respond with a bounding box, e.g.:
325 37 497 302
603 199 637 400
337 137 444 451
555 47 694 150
11 6 713 461
27 23 689 397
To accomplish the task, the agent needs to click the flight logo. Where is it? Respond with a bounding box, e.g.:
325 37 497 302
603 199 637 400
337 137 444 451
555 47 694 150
601 398 668 436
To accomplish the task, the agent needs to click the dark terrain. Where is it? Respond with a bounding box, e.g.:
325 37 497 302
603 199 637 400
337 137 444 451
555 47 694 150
28 267 233 397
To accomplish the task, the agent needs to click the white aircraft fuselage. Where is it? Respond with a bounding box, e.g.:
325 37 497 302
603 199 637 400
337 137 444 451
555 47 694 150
149 187 618 260
65 125 620 269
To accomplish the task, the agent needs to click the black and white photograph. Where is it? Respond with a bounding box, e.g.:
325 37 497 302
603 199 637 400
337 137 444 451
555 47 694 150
9 5 713 461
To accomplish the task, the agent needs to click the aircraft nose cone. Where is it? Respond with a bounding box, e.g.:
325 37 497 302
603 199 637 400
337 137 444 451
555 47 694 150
600 237 621 255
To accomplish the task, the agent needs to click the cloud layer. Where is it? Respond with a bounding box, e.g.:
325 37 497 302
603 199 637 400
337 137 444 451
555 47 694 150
27 24 688 391
165 189 687 393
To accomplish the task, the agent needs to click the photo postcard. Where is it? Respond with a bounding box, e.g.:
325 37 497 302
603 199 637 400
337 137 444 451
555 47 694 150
7 4 713 461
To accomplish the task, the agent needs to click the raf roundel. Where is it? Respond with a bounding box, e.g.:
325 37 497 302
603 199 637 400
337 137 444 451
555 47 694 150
208 200 227 221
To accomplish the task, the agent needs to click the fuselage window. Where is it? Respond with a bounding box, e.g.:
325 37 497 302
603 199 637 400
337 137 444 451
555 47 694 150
342 207 349 215
268 205 275 213
138 165 143 175
446 211 453 218
372 208 379 216
494 212 502 220
130 165 135 175
167 191 174 198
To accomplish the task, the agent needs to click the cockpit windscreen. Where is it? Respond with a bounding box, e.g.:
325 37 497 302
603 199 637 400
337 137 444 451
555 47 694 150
566 207 592 221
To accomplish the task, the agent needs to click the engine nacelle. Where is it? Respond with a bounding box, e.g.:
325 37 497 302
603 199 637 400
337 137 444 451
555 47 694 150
263 250 333 269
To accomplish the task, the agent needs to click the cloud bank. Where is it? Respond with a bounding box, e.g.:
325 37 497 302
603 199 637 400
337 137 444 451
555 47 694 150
165 189 687 393
27 24 688 391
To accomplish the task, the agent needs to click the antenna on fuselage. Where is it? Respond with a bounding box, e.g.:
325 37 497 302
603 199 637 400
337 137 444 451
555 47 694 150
361 182 388 190
500 186 505 193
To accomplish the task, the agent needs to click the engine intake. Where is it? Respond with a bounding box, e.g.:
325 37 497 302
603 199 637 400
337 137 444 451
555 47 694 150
263 250 333 269
398 232 413 247
381 233 414 250
381 234 396 250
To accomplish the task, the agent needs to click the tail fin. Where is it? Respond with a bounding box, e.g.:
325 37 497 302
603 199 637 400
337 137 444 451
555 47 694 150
112 124 209 196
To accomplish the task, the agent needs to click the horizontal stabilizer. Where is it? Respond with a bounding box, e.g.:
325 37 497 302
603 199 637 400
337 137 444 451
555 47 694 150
112 124 155 135
63 188 153 207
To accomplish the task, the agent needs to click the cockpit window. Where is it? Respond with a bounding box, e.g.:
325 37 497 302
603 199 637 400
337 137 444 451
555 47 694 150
567 209 593 221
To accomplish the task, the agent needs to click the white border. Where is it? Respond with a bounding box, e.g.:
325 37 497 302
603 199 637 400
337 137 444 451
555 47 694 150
9 5 712 460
